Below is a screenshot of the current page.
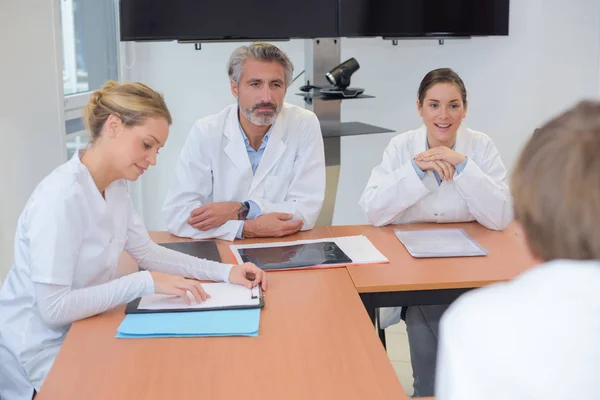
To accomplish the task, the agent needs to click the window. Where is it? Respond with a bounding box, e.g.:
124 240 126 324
60 0 119 96
60 0 120 157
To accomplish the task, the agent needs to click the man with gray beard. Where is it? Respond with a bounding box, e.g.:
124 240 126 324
163 43 325 240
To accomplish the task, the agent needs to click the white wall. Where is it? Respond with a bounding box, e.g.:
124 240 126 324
0 1 66 284
125 0 600 230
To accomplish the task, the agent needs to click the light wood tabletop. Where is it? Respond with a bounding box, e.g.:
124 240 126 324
38 228 406 400
329 222 537 293
37 222 533 398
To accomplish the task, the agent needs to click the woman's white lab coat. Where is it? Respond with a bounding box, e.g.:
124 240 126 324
0 151 233 400
359 124 512 230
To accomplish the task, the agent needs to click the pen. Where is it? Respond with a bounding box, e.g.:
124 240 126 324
246 271 258 299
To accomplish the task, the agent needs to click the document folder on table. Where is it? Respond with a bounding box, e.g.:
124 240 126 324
394 228 488 258
116 308 261 338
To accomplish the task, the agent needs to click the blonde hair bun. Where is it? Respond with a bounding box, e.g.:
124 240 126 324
84 80 171 141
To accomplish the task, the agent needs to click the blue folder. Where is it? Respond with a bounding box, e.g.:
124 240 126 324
116 308 260 338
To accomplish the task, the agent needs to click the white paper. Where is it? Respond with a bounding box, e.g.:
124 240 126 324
332 236 388 264
229 235 388 266
138 282 260 310
394 229 487 258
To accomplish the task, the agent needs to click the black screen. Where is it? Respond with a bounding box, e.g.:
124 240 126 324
339 0 509 37
120 0 338 41
238 242 352 270
158 241 222 263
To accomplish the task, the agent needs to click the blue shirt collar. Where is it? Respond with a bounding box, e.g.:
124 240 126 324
238 118 271 151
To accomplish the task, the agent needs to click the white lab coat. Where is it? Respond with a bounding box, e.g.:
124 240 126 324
359 124 512 230
436 259 600 400
162 103 326 241
0 151 231 400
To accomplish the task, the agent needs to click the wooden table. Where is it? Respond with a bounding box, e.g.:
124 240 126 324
37 222 536 397
328 223 536 344
38 229 406 400
337 222 534 293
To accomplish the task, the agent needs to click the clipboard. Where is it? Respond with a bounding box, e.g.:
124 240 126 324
158 240 221 262
125 283 264 314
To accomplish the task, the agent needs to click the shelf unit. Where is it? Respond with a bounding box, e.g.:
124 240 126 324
303 38 393 226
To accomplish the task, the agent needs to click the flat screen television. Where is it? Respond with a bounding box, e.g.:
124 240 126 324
119 0 338 41
339 0 510 38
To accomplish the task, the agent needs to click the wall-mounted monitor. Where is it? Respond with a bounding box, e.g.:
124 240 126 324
339 0 510 38
119 0 339 41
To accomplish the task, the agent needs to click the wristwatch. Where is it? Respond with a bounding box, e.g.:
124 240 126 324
237 201 250 220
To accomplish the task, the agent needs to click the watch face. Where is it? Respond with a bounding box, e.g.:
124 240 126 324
239 202 250 220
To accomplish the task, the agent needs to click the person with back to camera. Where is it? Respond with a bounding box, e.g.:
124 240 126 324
437 100 600 400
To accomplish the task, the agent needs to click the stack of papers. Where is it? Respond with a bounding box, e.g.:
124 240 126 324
394 228 488 258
